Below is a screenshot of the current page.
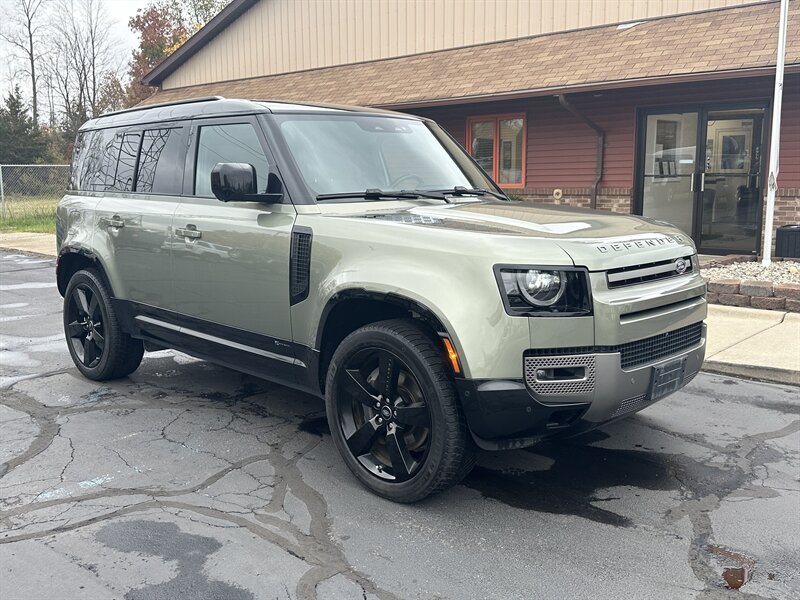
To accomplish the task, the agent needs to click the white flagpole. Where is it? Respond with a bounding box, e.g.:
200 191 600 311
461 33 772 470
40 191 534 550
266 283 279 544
762 0 790 265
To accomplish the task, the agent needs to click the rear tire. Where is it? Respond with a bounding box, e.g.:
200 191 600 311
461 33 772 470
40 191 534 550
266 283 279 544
325 319 476 502
63 269 144 381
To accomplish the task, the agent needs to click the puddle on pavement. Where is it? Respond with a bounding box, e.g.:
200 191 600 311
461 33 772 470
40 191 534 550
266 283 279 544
463 433 746 527
96 520 254 600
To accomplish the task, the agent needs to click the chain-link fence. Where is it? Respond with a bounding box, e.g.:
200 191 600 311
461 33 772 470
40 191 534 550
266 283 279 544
0 164 70 231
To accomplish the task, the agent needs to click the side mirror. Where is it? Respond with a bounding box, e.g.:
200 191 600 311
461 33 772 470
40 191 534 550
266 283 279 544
210 163 282 203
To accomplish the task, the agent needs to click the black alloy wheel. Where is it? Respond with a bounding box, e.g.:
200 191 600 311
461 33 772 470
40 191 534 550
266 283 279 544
326 319 476 502
63 269 144 381
338 347 432 482
66 283 106 369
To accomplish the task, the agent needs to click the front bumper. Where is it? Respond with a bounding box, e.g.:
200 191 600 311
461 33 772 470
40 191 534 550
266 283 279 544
456 322 706 450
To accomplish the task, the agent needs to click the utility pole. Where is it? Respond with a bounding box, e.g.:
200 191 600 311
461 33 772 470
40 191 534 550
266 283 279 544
761 0 789 265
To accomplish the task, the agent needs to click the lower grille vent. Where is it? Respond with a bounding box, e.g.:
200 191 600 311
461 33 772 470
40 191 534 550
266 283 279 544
524 322 703 371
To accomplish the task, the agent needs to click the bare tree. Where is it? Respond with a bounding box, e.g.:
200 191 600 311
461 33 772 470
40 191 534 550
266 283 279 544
42 0 123 136
0 0 46 123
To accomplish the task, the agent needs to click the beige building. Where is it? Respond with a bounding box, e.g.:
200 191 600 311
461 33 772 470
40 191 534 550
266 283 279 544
149 0 773 90
143 0 800 258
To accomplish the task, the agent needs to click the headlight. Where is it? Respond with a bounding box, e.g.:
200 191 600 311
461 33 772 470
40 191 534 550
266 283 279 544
496 266 592 316
515 270 566 306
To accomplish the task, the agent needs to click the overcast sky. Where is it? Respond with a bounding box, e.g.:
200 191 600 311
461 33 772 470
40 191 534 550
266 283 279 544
0 0 150 101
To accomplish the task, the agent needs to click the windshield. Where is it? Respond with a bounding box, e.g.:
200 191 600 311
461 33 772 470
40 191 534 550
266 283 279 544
272 113 498 199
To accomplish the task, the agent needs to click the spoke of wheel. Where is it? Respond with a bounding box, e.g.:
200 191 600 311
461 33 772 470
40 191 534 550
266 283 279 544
75 288 90 316
345 369 379 407
345 415 383 457
92 329 105 350
386 427 416 480
88 293 99 319
377 351 400 399
393 404 430 428
83 338 97 366
67 321 84 338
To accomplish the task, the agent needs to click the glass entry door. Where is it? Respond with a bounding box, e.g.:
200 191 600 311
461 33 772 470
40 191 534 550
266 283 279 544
640 112 699 236
638 107 765 254
699 111 763 253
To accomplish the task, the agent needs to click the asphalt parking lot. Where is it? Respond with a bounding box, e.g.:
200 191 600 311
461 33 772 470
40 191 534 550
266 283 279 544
1 251 798 600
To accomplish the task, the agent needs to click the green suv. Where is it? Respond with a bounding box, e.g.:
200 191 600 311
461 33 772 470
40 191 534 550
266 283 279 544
56 97 707 502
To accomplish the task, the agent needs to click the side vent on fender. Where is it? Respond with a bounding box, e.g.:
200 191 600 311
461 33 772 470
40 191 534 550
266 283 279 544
290 227 312 305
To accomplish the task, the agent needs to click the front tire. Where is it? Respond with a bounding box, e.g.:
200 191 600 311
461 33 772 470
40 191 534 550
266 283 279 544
325 319 476 502
63 269 144 381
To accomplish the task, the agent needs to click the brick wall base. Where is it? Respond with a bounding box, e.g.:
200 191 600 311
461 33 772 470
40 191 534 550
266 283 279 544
766 190 800 257
502 187 631 214
706 279 800 313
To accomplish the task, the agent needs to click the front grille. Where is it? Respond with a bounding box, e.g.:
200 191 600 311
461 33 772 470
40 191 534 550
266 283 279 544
606 255 694 288
524 322 703 371
617 322 703 369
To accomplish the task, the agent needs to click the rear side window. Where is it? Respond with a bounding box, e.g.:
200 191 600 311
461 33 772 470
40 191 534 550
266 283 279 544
194 123 269 197
76 129 119 191
111 132 141 192
136 128 183 194
70 131 89 190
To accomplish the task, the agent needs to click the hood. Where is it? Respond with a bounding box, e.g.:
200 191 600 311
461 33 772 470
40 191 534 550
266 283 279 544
353 201 696 271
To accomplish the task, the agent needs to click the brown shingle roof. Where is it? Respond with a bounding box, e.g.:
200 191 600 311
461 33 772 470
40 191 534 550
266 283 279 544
142 1 799 108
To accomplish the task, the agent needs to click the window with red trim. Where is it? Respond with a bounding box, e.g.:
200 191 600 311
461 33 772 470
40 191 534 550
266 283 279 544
466 114 526 187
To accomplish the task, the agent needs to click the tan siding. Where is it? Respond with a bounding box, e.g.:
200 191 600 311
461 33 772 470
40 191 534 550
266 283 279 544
162 0 771 90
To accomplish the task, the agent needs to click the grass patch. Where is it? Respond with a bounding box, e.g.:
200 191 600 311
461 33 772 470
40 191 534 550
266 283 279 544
0 196 58 233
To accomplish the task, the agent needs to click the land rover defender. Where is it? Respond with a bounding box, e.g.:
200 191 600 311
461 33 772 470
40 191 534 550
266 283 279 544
57 98 707 502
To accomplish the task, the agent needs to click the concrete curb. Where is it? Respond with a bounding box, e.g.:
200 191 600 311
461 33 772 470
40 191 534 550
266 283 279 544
702 361 800 386
0 246 56 258
0 232 57 257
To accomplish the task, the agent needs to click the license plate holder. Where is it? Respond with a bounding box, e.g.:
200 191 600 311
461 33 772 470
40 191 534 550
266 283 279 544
648 357 687 401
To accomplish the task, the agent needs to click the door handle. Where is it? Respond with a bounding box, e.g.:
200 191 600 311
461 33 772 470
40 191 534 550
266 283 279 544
700 172 706 192
690 173 695 192
105 215 124 228
176 226 202 239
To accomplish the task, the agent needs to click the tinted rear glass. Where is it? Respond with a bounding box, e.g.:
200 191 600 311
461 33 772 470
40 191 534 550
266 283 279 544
75 129 119 191
112 132 141 192
137 128 183 194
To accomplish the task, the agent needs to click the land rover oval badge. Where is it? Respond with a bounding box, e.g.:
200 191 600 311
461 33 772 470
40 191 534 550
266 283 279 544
675 258 688 274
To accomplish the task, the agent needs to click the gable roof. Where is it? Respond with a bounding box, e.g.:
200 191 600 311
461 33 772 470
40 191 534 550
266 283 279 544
142 1 799 109
142 0 259 86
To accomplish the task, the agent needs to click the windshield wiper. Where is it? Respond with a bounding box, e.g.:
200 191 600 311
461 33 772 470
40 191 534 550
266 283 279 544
316 188 451 202
429 186 508 201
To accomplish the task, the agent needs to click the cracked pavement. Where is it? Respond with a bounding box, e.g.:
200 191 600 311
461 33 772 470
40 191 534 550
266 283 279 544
1 251 798 600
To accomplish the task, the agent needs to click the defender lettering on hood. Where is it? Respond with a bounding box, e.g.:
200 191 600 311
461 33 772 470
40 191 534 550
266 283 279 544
595 234 687 254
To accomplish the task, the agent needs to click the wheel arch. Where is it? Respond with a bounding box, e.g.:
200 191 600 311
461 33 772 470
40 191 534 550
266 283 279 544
314 289 462 394
57 246 114 298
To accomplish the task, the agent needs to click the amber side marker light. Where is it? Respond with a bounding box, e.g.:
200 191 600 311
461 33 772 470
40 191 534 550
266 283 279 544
442 337 461 374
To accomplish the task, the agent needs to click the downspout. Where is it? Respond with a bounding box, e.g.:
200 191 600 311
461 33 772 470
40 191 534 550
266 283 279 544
556 94 604 209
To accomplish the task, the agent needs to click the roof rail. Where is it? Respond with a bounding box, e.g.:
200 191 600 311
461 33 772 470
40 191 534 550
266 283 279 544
99 96 226 118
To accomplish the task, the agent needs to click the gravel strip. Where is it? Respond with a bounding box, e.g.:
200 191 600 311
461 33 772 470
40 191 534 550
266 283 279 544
702 261 800 284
